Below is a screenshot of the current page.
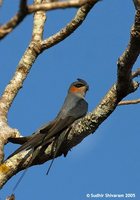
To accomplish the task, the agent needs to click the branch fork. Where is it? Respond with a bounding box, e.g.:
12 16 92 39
0 0 140 193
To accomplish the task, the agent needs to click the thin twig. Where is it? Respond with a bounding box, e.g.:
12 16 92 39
0 0 27 39
0 0 3 7
0 0 89 40
0 0 100 187
132 67 140 78
1 0 140 191
0 0 99 120
118 99 140 105
1 2 140 188
28 0 88 13
41 0 99 50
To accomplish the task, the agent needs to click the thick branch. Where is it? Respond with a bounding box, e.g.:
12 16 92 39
1 80 139 188
117 11 140 99
0 0 99 164
0 0 99 120
0 1 46 119
0 46 39 122
0 0 46 162
133 0 140 10
117 68 140 106
0 85 119 188
1 0 140 190
0 0 140 189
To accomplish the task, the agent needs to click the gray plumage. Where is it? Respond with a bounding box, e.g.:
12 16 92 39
8 78 89 159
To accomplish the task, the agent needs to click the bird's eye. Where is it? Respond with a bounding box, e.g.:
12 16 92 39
75 83 84 88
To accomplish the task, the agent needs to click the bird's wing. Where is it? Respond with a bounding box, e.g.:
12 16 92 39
41 116 74 143
7 133 46 159
8 136 33 145
8 99 87 159
42 99 88 143
8 121 55 145
7 116 73 159
68 98 88 118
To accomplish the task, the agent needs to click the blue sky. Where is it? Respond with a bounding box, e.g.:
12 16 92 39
1 0 140 199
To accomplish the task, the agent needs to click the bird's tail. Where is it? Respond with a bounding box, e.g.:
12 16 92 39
46 127 71 175
7 133 46 159
12 146 42 192
8 136 33 145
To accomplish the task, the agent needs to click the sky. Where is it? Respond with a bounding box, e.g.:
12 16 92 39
1 0 140 200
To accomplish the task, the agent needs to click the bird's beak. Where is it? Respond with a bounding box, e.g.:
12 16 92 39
82 85 89 97
86 85 89 92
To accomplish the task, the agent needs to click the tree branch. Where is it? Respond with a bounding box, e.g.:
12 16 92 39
0 85 120 188
0 0 99 165
132 67 140 78
28 0 88 13
0 0 99 124
133 0 140 10
0 0 28 39
41 0 99 50
117 10 140 99
1 81 139 188
0 1 46 118
6 194 15 200
0 0 3 7
0 0 91 40
1 7 140 188
0 0 46 163
118 98 140 105
1 0 140 191
117 67 140 106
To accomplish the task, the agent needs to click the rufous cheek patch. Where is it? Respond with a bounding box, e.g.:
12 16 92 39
70 86 81 93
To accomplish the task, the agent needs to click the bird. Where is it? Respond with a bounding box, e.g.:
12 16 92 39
8 78 89 162
7 78 89 192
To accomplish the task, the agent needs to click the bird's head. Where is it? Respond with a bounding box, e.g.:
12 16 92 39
68 78 89 97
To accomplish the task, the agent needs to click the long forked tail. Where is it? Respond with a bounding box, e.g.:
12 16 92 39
11 148 33 193
11 127 70 191
12 146 42 192
12 168 28 192
46 127 70 175
8 135 46 192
